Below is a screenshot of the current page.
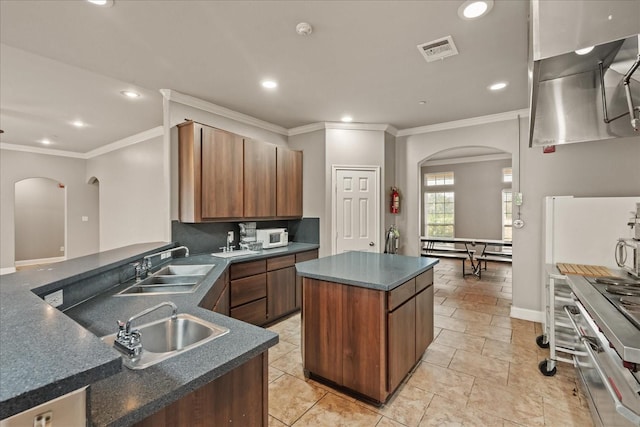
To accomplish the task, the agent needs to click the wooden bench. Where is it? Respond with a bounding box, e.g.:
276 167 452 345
475 254 512 278
422 250 475 277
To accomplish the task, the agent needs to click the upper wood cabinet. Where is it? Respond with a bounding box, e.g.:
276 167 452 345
244 139 276 217
179 121 243 222
276 147 303 218
178 121 303 221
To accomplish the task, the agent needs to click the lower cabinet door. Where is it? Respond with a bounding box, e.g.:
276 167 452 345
230 298 267 326
267 267 296 320
415 285 434 361
387 297 416 393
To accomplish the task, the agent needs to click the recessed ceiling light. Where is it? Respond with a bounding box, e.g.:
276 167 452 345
341 116 353 123
489 82 508 91
41 139 51 145
458 0 493 20
87 0 114 6
120 90 140 98
575 46 594 55
418 100 427 105
261 80 278 89
295 22 313 36
72 120 85 128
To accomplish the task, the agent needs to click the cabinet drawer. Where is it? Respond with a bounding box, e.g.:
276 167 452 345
415 269 434 292
267 254 295 271
295 250 319 263
388 278 416 311
230 259 266 280
230 298 267 326
231 273 267 307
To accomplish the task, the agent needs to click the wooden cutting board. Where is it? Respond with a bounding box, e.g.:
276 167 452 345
557 263 612 277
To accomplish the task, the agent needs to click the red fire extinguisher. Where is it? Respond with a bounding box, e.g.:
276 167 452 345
390 187 400 214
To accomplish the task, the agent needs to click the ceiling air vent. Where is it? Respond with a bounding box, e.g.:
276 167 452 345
417 36 458 62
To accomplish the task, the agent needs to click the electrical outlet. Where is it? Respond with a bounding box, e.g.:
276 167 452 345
161 253 171 260
81 216 89 222
227 231 234 242
44 290 63 308
33 410 52 427
59 246 65 252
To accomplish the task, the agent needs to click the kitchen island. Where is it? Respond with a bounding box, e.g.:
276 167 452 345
296 251 438 404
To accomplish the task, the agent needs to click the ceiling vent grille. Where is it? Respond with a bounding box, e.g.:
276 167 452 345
417 36 458 62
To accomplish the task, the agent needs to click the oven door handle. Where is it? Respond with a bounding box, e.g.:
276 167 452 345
564 304 640 425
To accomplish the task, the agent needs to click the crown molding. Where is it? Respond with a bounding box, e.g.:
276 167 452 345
397 108 529 137
423 153 512 167
287 121 398 137
287 122 326 136
1 126 164 160
0 143 86 159
85 126 164 159
161 89 289 136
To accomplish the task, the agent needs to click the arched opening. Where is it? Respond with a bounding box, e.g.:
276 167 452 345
419 146 513 241
14 177 67 268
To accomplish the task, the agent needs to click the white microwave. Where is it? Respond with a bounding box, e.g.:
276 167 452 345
256 228 288 249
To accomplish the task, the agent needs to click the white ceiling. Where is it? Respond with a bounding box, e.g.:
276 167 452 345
0 0 529 154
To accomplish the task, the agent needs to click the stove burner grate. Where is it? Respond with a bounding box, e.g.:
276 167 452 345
605 285 640 296
595 276 640 287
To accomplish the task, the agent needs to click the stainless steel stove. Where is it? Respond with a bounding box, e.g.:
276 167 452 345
586 275 640 330
564 273 640 427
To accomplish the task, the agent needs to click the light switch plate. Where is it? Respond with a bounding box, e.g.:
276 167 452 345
44 290 63 308
514 192 523 206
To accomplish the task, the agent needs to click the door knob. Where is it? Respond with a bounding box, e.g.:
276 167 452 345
369 242 374 246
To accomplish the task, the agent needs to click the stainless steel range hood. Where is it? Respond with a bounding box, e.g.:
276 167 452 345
528 0 640 147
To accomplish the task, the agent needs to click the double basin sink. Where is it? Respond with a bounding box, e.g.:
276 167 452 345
115 264 215 296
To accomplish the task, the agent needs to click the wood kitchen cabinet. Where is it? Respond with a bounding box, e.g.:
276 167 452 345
276 147 303 218
178 121 244 222
134 352 268 427
244 139 276 217
178 121 303 222
267 255 296 320
198 270 230 316
301 268 434 404
294 250 318 309
229 259 268 326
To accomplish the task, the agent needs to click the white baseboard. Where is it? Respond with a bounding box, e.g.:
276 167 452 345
510 306 544 323
0 267 16 275
15 256 66 267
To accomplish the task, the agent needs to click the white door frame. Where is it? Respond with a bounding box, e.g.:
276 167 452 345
331 165 381 255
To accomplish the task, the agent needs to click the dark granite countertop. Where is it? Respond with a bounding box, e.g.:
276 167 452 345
0 242 318 425
296 251 438 291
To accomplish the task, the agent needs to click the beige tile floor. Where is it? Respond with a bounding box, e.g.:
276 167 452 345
267 259 595 427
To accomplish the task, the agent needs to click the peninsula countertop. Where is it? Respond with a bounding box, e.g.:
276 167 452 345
0 241 318 425
295 251 439 291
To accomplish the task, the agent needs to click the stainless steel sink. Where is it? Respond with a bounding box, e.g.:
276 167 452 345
101 313 229 369
115 264 215 296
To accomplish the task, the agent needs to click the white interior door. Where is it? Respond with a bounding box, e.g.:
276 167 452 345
334 168 379 254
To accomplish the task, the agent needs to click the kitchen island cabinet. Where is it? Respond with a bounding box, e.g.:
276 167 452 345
296 252 438 404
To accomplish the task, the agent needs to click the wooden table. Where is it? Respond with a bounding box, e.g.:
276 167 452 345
421 237 512 277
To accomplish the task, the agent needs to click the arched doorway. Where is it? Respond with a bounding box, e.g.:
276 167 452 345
14 177 66 267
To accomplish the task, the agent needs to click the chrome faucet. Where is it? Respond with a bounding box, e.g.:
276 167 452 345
141 246 190 272
114 302 178 357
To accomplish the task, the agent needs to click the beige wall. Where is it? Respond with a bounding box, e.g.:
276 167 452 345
0 150 99 271
14 177 65 261
396 116 640 320
86 135 168 251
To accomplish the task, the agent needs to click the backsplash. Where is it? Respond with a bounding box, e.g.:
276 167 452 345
171 217 319 255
